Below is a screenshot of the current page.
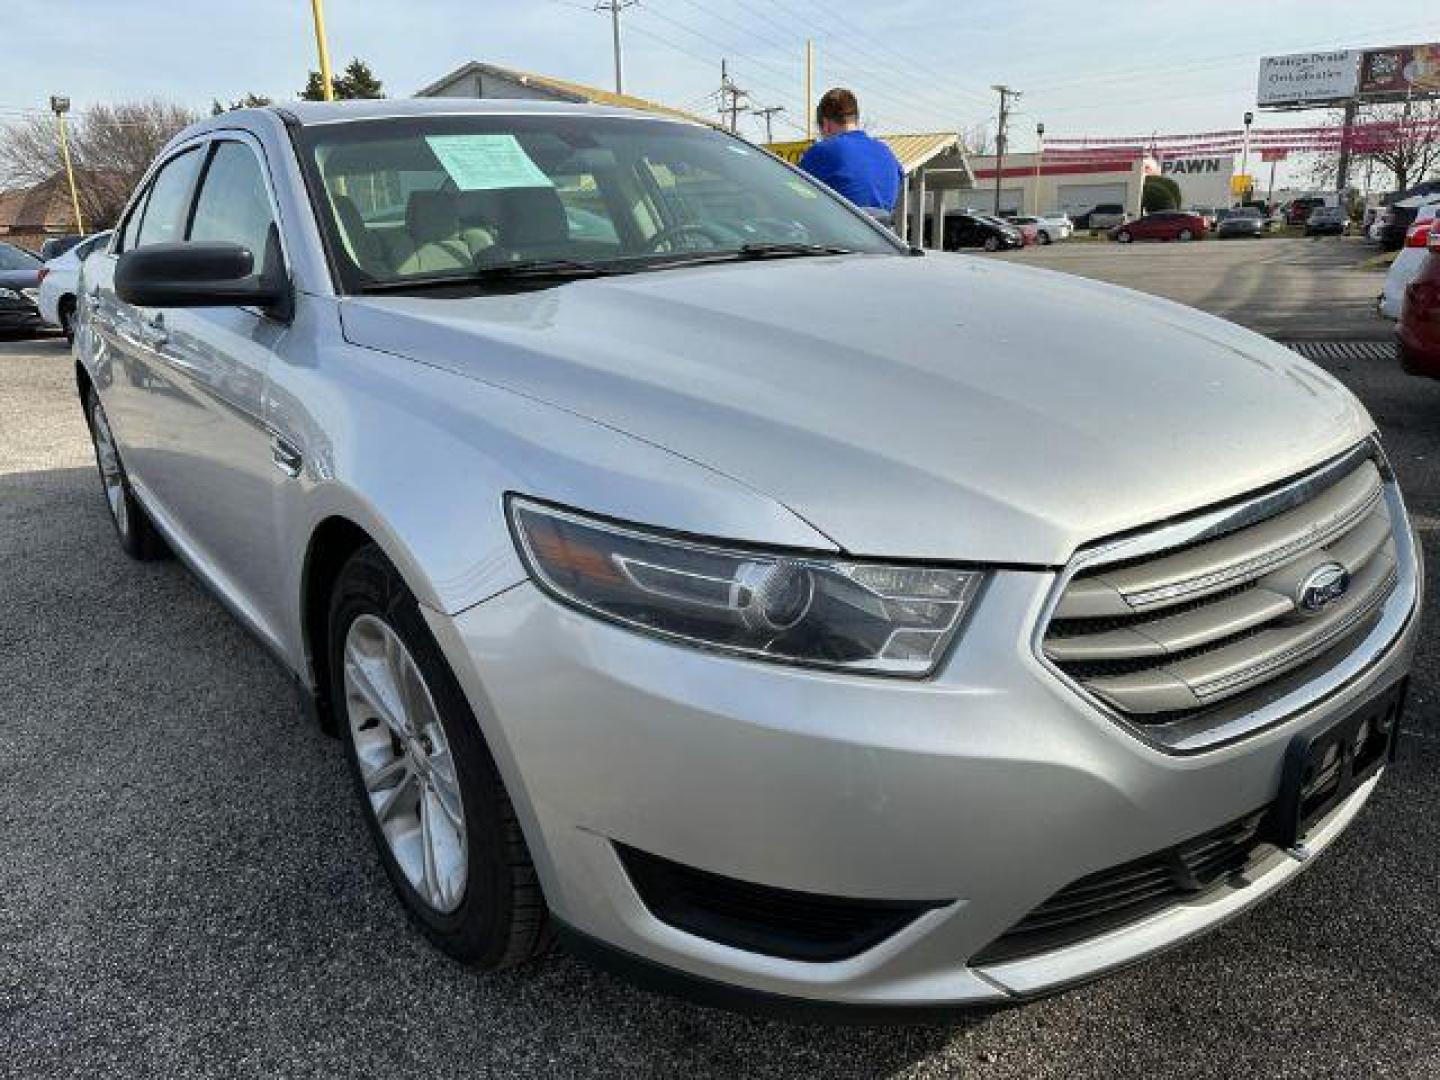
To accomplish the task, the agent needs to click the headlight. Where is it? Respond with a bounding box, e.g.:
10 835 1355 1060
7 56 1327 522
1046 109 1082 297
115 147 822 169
508 497 984 676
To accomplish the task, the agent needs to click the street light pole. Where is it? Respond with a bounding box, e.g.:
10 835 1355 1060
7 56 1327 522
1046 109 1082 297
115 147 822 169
1239 110 1254 204
308 0 336 101
1034 121 1045 215
49 96 84 235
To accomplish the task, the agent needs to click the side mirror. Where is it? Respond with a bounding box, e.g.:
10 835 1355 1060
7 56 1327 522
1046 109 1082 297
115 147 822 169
115 240 289 313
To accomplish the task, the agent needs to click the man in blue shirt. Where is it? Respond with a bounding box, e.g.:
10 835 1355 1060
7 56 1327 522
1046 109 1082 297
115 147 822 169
798 88 903 214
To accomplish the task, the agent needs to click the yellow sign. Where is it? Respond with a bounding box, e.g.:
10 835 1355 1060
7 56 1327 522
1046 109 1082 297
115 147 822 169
766 140 814 165
1231 174 1254 195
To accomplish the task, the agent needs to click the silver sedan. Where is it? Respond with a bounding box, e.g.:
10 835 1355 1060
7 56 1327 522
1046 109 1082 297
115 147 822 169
75 99 1420 1013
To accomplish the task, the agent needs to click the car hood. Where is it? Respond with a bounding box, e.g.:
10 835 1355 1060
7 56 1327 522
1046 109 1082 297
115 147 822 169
339 254 1372 564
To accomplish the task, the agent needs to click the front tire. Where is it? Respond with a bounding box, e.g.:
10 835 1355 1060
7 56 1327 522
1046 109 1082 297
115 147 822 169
329 545 550 969
84 386 167 560
1038 231 1052 245
983 236 999 252
1116 230 1133 243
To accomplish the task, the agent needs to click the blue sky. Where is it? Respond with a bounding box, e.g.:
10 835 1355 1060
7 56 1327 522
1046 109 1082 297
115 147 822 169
7 1 1435 179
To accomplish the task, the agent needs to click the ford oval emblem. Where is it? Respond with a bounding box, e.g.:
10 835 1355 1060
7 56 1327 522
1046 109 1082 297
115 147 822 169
1297 562 1350 614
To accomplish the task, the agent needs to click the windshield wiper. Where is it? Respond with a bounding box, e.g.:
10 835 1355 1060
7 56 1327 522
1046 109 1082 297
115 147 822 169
736 242 859 258
358 258 625 293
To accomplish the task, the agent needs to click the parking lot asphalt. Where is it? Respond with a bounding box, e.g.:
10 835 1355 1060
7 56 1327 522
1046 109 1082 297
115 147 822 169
3 241 1440 1079
1003 235 1387 341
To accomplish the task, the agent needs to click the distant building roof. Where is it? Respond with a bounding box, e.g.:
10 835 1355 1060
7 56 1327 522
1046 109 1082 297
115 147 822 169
0 175 76 237
415 62 712 126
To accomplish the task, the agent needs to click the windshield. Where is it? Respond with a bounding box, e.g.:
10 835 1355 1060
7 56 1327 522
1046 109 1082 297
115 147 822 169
0 243 40 272
296 114 901 292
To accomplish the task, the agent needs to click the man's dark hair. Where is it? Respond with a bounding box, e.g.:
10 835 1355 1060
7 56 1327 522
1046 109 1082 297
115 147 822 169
816 87 859 128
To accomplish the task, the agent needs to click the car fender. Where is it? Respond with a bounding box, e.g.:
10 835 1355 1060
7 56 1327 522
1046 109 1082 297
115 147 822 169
266 299 839 666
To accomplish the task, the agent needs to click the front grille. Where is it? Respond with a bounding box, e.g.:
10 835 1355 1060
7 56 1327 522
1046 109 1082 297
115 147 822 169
616 844 947 962
1044 448 1400 735
971 810 1270 965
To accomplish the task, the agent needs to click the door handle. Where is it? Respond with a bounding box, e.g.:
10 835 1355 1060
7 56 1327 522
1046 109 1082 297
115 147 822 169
139 311 169 348
271 435 303 478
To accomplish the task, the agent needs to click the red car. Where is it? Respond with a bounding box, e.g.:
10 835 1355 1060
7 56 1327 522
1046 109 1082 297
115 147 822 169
1398 227 1440 378
1110 211 1208 243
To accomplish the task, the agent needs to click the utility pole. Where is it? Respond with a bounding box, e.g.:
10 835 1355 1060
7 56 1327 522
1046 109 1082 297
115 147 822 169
49 96 84 234
719 60 748 134
753 105 784 144
308 0 335 101
991 85 1020 215
597 0 637 95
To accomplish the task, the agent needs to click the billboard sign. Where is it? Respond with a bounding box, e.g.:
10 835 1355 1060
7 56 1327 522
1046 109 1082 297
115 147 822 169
1358 44 1440 99
1258 51 1360 107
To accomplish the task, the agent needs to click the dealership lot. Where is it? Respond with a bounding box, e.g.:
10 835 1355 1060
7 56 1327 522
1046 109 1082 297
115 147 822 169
4 240 1440 1077
1005 234 1387 340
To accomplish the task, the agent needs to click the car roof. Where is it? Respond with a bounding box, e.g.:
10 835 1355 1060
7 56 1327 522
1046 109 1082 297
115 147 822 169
276 97 694 127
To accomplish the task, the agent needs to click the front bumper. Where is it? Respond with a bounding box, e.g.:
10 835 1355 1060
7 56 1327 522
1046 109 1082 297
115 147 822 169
426 537 1419 1009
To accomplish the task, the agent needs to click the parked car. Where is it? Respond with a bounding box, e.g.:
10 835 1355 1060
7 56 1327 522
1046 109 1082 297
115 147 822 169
1305 206 1348 236
1188 207 1219 231
1397 226 1440 377
1110 211 1208 242
1379 206 1437 320
76 99 1419 1012
941 211 1024 251
1284 197 1327 226
0 241 44 335
39 234 85 261
1373 194 1440 251
1216 207 1267 239
1011 213 1071 244
1081 203 1129 231
38 230 113 341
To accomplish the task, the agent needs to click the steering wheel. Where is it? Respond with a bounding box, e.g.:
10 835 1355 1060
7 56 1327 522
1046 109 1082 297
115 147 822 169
642 222 732 252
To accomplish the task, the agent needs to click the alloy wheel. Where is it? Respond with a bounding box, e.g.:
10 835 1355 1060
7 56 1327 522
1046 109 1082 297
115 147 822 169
88 392 128 537
343 613 468 913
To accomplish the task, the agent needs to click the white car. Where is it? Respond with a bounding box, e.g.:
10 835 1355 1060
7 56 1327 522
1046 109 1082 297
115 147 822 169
1012 213 1073 244
38 231 112 340
1379 205 1438 320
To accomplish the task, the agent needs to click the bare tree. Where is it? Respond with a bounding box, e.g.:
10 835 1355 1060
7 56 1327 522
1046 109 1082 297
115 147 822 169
0 100 198 229
1308 98 1440 194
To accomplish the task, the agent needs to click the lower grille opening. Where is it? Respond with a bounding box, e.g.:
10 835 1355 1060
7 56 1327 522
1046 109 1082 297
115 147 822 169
616 843 948 962
971 811 1272 966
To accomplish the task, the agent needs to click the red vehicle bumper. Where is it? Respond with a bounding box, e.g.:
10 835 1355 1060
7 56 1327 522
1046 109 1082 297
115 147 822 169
1398 262 1440 378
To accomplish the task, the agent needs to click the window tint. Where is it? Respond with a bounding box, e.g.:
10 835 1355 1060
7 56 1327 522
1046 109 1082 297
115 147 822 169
135 148 203 248
189 141 278 268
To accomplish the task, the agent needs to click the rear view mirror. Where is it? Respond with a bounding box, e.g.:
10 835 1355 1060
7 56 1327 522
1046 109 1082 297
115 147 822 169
115 240 288 313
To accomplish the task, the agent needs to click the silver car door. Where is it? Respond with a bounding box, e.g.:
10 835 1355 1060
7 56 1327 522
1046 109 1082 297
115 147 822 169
139 134 295 650
107 143 208 502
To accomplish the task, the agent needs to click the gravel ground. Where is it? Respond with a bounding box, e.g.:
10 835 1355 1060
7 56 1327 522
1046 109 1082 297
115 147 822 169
2 293 1439 1078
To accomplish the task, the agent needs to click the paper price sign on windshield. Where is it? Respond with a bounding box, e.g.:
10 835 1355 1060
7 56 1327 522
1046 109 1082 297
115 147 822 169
425 134 553 191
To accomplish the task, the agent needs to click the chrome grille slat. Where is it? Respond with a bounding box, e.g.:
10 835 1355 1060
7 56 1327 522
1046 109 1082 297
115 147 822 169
1087 463 1383 612
1043 450 1408 733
